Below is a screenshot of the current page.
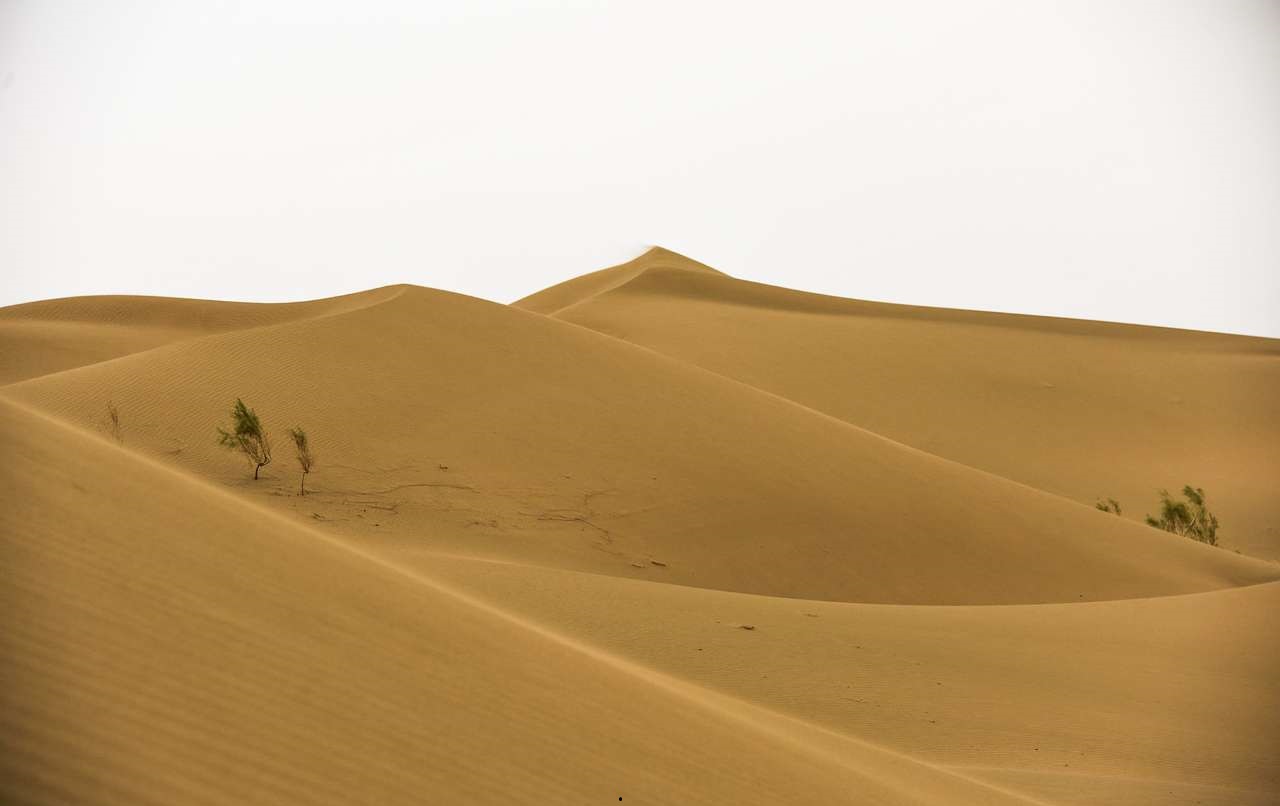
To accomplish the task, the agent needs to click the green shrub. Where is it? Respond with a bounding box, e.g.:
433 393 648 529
1145 486 1219 546
1095 497 1122 516
217 398 273 480
288 426 315 495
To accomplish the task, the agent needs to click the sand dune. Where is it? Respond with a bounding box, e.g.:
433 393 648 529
520 248 1280 559
6 398 1048 805
2 248 1277 804
0 287 400 385
415 553 1280 805
4 282 1273 605
515 246 726 316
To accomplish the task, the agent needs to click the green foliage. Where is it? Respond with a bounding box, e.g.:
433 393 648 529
217 398 272 479
287 426 314 495
1094 486 1221 547
1145 485 1219 546
1095 497 1122 516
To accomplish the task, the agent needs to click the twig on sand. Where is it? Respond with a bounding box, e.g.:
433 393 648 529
335 481 477 495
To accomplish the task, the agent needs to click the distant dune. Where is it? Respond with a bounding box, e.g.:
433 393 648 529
3 249 1278 804
0 286 400 385
521 248 1280 561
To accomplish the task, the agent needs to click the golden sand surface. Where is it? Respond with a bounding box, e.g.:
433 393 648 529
3 249 1277 804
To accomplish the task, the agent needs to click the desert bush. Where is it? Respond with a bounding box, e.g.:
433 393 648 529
1145 485 1219 546
1095 497 1121 516
217 398 272 479
288 426 315 495
105 401 122 443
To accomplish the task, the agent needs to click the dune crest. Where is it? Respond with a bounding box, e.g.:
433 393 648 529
513 246 724 315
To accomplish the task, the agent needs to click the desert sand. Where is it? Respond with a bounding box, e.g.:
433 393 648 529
2 248 1277 804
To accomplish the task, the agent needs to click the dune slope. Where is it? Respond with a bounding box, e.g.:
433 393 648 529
2 397 1052 806
414 553 1280 806
4 285 1274 605
0 287 401 385
522 249 1280 559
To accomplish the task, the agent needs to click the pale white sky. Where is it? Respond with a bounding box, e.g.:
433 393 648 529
2 1 1278 336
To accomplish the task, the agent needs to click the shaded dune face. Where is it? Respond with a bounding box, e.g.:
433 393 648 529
4 279 1275 605
521 248 1280 561
2 249 1278 805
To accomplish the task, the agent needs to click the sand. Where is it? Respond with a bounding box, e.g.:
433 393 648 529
518 248 1280 561
2 248 1277 804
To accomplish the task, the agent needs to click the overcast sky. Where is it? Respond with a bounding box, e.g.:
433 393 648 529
2 1 1278 336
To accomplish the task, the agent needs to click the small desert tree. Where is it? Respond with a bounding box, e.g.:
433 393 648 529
217 398 272 479
1145 485 1219 546
288 426 314 495
105 400 122 443
1095 497 1122 516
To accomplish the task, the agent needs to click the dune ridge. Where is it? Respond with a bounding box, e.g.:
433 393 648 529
514 246 725 315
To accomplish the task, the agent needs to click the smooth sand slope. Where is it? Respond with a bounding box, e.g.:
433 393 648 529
519 248 1280 559
2 249 1278 805
0 287 400 385
416 554 1280 806
4 398 1045 806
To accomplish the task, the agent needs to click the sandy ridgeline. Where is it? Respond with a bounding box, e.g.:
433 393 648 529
2 248 1278 805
